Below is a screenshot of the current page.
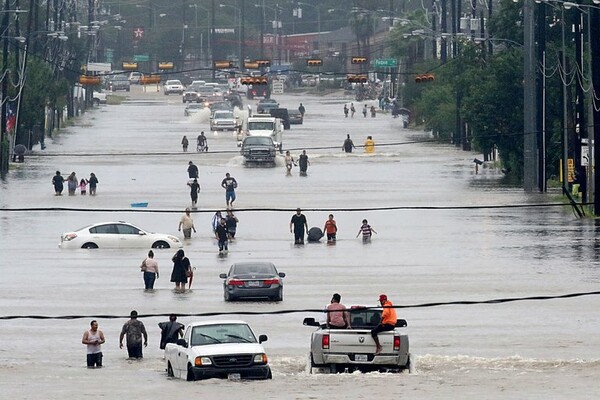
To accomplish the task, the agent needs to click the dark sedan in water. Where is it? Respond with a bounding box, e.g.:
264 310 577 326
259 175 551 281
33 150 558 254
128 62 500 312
220 262 285 302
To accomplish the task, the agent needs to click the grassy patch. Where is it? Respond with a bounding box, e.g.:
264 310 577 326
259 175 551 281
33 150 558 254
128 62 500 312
107 95 127 105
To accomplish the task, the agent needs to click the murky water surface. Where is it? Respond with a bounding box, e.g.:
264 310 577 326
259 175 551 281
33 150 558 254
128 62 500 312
1 87 599 399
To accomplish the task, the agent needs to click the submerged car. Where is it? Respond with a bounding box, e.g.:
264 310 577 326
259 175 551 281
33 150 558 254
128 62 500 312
59 221 183 249
288 109 304 124
219 262 285 301
185 103 206 116
165 320 272 381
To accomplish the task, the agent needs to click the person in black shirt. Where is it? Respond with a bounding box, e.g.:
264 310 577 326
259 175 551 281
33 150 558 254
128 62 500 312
298 103 306 116
342 134 356 153
289 208 308 244
298 150 310 176
187 161 199 179
215 217 229 254
221 172 238 208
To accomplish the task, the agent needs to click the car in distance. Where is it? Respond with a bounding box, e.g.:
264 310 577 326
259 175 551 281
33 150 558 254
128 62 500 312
210 110 239 131
288 109 303 124
239 136 278 167
163 79 184 95
59 221 183 249
107 74 131 92
92 91 107 106
269 108 290 130
165 320 272 381
128 71 143 84
219 262 285 301
182 90 201 103
256 98 279 114
185 103 206 116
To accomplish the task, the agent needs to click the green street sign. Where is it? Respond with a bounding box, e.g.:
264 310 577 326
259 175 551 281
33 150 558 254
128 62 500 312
133 54 150 62
374 58 397 68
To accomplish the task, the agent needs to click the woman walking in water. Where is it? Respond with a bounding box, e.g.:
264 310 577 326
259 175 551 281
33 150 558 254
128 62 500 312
170 249 191 292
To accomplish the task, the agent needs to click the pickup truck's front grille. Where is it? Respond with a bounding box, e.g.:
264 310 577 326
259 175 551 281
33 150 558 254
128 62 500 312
212 354 253 367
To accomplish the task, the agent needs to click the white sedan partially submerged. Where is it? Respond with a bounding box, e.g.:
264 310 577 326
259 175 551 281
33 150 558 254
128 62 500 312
165 320 272 381
59 221 183 249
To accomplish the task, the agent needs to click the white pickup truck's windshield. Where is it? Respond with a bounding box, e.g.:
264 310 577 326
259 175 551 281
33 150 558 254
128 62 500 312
191 324 257 346
248 122 274 130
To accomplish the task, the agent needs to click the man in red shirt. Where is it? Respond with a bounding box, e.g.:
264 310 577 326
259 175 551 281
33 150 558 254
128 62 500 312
371 294 397 354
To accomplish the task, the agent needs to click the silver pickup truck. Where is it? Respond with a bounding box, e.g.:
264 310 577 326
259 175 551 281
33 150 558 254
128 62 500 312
303 306 411 373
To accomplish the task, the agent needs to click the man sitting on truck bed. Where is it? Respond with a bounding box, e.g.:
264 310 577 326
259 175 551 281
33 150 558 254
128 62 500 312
371 294 397 354
326 293 351 329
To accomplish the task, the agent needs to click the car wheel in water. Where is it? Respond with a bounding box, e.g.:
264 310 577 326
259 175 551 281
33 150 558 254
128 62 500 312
81 243 98 249
152 241 170 249
274 288 283 302
93 99 100 106
186 365 195 381
167 362 174 377
266 368 272 379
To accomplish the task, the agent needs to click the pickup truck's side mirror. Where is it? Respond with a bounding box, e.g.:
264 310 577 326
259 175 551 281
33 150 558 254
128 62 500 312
219 273 227 279
176 338 188 347
303 317 320 327
258 334 268 344
395 319 408 328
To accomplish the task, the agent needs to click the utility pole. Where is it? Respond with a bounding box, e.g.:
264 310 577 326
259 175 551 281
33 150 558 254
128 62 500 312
523 0 538 192
591 8 600 213
239 0 244 65
0 0 9 174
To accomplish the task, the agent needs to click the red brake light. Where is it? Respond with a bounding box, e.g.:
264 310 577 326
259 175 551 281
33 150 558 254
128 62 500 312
262 278 280 286
227 279 245 286
322 334 330 349
393 335 400 351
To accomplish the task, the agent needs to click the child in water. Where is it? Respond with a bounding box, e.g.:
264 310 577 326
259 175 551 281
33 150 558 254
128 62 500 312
356 219 377 243
79 178 88 195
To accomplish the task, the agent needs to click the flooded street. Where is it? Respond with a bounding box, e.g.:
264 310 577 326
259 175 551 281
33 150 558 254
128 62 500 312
1 85 599 399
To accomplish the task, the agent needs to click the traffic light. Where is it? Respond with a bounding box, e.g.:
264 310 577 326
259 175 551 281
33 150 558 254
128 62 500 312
306 59 323 67
351 56 368 64
256 60 271 67
79 75 102 85
214 60 234 68
240 77 268 85
346 74 368 83
158 62 174 70
140 75 161 85
415 74 435 83
122 62 138 70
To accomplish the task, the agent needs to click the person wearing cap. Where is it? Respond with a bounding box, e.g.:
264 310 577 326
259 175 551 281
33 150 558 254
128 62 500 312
326 293 351 329
119 310 148 360
371 294 397 354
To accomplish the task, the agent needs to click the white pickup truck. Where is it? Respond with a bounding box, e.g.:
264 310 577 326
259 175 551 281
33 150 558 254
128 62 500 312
303 306 411 373
165 320 272 381
241 116 283 151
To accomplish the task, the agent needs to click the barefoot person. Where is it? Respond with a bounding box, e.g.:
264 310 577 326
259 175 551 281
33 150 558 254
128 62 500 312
371 294 397 354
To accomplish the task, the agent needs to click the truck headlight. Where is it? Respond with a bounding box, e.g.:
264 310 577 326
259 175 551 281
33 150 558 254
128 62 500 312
253 353 268 364
195 356 212 366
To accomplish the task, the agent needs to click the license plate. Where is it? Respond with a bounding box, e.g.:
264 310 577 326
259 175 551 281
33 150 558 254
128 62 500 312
247 281 260 287
227 373 241 381
355 354 368 362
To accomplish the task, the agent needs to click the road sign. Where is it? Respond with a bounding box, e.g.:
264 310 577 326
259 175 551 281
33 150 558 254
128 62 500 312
133 54 150 62
374 58 397 68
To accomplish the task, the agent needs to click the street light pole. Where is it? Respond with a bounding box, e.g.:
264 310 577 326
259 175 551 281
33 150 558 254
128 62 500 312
523 0 539 191
0 0 10 173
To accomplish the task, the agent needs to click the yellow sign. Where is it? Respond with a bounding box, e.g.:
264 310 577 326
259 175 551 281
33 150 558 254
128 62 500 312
158 62 174 70
122 62 138 70
560 158 575 183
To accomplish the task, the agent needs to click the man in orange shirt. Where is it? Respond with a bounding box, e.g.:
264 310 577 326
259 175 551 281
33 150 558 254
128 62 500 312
371 294 397 354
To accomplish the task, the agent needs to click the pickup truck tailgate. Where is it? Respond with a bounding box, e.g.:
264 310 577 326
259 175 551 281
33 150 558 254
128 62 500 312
327 329 397 353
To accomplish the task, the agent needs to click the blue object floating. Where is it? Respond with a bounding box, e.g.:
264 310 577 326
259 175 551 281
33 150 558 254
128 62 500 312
131 202 148 208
